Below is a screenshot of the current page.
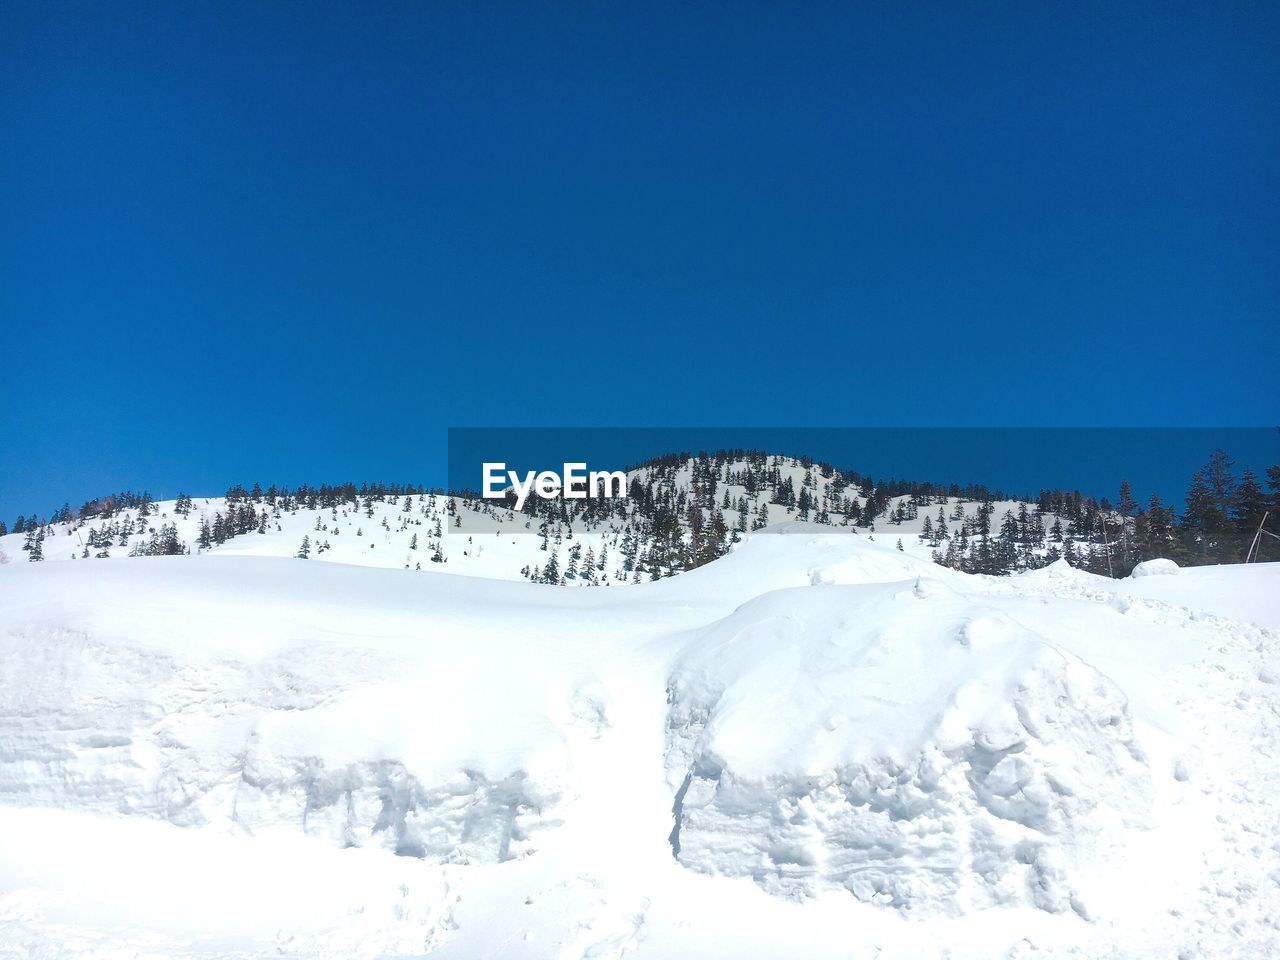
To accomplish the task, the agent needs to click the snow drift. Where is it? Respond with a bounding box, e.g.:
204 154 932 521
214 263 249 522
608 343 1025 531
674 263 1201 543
663 581 1151 914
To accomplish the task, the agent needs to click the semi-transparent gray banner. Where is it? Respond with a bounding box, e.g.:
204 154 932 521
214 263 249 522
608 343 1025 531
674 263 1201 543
445 427 1277 535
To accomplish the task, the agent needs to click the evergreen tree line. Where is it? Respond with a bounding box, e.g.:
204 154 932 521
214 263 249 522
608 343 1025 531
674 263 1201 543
929 450 1280 577
10 451 1278 578
10 481 445 534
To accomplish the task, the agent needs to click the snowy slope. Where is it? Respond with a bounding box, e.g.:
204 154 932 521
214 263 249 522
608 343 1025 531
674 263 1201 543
0 453 1077 585
1 535 1277 958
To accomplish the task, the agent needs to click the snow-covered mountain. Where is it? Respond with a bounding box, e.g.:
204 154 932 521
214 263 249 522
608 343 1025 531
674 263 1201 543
2 452 1110 584
1 521 1277 958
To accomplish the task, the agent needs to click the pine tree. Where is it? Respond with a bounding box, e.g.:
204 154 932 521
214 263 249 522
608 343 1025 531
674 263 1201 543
297 536 311 559
1181 469 1223 562
1063 537 1078 567
1232 468 1266 551
704 509 729 564
1136 493 1177 562
1115 479 1137 573
1117 479 1137 518
1204 450 1237 525
1267 465 1280 515
752 502 769 531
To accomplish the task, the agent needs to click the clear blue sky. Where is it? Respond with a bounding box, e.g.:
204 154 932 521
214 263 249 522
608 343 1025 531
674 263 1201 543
2 2 1277 518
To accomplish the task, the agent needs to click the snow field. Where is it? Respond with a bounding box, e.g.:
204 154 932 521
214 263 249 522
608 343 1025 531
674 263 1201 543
0 533 1277 957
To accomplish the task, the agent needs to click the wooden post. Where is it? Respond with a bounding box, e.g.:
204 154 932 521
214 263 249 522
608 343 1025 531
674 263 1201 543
1245 511 1270 563
1098 513 1114 578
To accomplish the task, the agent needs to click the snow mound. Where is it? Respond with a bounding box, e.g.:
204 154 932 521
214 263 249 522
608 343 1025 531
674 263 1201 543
1018 557 1094 583
0 560 599 867
1129 558 1180 578
663 583 1152 914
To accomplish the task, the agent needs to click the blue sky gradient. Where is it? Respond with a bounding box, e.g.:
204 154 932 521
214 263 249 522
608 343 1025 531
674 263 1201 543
2 2 1277 516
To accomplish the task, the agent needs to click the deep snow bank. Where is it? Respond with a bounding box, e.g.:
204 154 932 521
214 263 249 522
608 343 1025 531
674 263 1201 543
0 625 564 863
0 558 668 865
663 579 1152 914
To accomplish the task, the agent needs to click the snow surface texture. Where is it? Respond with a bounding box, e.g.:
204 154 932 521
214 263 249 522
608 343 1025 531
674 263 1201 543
1 536 1278 959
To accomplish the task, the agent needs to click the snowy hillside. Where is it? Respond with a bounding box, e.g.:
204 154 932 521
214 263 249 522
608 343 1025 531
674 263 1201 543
2 452 1101 585
1 532 1277 958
